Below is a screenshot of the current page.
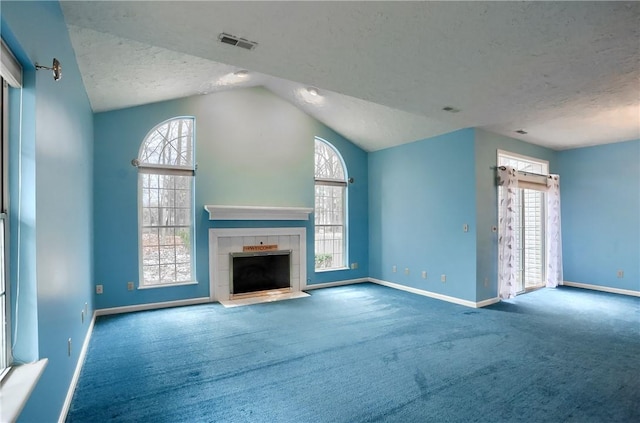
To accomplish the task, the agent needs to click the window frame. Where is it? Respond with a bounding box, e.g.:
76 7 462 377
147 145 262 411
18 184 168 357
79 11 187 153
136 117 197 288
1 76 10 378
0 37 22 382
314 137 348 272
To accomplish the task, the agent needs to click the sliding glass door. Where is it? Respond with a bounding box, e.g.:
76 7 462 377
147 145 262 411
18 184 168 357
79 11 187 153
498 151 548 293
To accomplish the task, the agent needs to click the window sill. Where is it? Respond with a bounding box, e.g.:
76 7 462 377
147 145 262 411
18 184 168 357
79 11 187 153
0 359 48 422
138 280 198 290
315 267 350 273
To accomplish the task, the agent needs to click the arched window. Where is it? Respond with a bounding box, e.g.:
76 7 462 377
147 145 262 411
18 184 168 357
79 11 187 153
136 117 196 286
314 137 347 270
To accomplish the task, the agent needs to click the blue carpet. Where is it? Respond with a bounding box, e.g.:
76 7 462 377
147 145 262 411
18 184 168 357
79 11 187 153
66 284 640 422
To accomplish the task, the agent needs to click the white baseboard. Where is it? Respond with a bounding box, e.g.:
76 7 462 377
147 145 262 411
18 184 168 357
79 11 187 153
475 296 501 308
95 297 211 316
304 278 369 291
370 278 499 308
58 313 96 423
563 281 640 297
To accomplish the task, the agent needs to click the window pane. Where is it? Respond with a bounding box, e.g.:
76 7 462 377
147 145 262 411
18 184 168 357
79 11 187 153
314 224 344 270
143 265 159 283
175 208 191 226
315 185 344 225
315 140 345 181
139 118 194 168
159 228 175 246
176 262 191 282
142 227 160 266
159 264 176 283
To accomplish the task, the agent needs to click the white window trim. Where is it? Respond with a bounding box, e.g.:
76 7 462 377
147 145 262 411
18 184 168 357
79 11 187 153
137 280 198 290
497 149 549 172
0 45 49 420
1 39 22 88
1 77 10 378
137 117 197 288
314 137 348 272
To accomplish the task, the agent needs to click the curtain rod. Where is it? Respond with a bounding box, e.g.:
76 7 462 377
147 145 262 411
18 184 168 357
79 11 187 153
492 166 552 179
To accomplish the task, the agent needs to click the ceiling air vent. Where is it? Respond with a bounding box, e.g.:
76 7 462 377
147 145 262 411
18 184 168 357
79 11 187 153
219 33 258 51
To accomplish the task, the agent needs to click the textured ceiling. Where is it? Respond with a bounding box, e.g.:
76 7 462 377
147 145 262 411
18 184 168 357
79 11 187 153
61 1 640 151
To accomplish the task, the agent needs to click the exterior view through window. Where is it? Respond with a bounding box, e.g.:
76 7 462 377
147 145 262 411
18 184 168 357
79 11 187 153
137 117 196 286
498 150 549 292
314 138 347 270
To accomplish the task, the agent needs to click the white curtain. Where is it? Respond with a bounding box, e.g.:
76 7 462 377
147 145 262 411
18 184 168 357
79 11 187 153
546 174 563 287
498 166 518 299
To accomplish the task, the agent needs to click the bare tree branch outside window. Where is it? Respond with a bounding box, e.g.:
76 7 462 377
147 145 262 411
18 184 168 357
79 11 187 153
314 138 347 270
138 118 195 286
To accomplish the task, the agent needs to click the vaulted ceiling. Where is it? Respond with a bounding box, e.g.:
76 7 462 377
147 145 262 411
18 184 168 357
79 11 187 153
61 1 640 152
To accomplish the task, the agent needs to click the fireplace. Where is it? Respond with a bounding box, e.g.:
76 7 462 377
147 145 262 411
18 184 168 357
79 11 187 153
209 227 308 302
230 250 291 295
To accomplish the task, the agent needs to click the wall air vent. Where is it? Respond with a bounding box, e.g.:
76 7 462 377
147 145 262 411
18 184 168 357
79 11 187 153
219 33 258 51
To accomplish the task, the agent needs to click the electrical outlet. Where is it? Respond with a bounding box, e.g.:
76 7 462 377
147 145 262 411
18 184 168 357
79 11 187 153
422 271 427 279
392 265 397 273
463 223 469 232
350 262 358 270
441 274 446 283
127 281 135 291
404 268 410 275
617 270 624 278
96 284 103 294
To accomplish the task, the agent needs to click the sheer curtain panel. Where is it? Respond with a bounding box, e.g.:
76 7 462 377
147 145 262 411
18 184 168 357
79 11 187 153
498 166 519 299
546 175 563 287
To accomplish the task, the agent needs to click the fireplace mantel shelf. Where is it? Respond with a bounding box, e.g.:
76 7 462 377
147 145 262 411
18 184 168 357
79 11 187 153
204 205 313 221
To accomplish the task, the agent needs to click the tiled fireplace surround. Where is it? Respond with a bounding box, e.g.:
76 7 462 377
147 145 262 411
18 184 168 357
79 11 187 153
207 206 312 302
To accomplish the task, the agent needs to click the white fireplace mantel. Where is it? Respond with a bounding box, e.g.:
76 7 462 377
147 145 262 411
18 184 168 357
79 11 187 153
204 205 313 221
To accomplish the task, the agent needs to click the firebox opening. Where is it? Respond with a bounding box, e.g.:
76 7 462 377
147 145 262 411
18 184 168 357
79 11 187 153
230 250 292 295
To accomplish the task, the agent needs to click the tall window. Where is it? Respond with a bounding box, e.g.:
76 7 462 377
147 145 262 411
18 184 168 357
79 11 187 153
314 138 347 270
137 117 196 287
498 150 549 292
1 39 22 378
1 77 9 374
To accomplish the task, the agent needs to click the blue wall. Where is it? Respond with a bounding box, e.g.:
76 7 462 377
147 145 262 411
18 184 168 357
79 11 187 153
368 129 478 301
1 1 95 422
558 140 640 292
93 87 368 309
2 3 637 421
368 128 561 303
474 129 558 301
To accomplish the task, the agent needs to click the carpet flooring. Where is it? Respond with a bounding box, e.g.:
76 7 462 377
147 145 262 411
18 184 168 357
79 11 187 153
66 283 640 422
